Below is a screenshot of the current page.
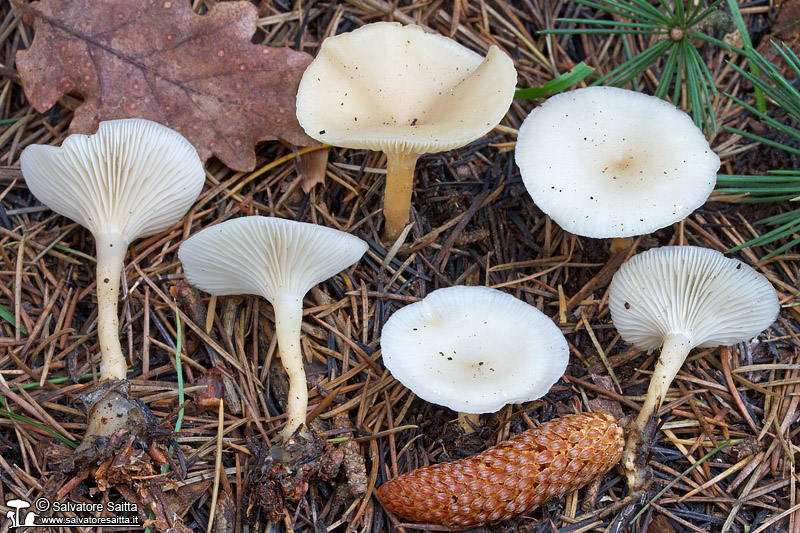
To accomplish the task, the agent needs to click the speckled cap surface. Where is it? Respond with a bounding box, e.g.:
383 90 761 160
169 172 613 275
515 87 719 238
381 286 568 413
296 22 517 155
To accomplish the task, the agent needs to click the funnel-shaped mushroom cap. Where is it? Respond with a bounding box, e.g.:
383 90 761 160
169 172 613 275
178 216 368 302
296 22 517 155
20 119 205 242
609 246 778 351
381 286 568 414
515 87 720 238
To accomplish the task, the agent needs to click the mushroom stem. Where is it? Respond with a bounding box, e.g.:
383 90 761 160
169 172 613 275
273 295 309 440
95 231 129 381
383 151 420 241
623 332 692 492
609 237 633 253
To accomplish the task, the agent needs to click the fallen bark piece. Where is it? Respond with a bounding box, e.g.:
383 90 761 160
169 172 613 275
376 412 623 528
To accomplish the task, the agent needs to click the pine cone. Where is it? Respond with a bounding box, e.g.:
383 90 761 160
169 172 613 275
376 412 624 528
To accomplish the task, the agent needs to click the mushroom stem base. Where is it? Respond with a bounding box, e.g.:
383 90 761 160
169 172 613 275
609 237 633 253
383 152 420 242
623 333 692 493
74 380 147 459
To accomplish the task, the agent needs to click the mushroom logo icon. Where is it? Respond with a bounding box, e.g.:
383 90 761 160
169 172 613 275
4 498 37 528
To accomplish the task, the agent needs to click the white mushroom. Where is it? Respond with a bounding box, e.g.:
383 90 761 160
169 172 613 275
178 216 367 439
5 499 30 528
515 87 720 239
608 246 778 492
296 22 517 240
20 118 205 382
381 286 568 423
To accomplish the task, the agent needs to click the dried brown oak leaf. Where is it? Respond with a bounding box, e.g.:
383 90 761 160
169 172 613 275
16 0 314 171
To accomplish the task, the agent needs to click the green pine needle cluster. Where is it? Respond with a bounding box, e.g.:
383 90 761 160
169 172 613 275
543 0 742 135
717 43 800 259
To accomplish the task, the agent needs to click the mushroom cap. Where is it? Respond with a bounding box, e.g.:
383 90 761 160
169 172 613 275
5 499 30 509
178 216 368 303
20 119 205 243
608 246 778 351
296 22 517 155
381 286 568 414
515 87 720 238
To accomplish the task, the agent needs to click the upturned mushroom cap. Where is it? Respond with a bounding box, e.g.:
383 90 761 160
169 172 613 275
608 246 778 351
296 22 517 155
20 118 205 242
381 286 569 414
515 87 720 238
178 216 368 302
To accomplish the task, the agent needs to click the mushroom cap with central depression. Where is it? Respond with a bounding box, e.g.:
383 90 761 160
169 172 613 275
296 21 517 155
515 87 720 238
381 286 569 414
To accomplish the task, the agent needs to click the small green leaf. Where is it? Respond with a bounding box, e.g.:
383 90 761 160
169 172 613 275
0 304 26 334
515 62 594 99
